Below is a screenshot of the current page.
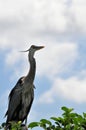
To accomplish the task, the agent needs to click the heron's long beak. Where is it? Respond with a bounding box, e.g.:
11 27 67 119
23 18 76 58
36 46 44 50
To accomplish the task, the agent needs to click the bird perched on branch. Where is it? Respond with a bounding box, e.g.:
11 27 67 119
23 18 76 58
5 45 44 127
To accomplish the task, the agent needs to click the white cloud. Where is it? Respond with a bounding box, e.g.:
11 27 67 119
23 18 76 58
37 42 78 78
0 0 29 18
5 49 21 66
38 73 86 104
0 0 67 32
0 0 85 51
0 0 68 51
38 89 55 104
0 0 86 51
69 0 86 33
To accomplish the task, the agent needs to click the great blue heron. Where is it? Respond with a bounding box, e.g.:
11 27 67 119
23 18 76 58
5 45 44 126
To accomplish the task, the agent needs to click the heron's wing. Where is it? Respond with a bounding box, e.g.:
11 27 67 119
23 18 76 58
20 84 35 123
5 76 25 123
26 84 35 111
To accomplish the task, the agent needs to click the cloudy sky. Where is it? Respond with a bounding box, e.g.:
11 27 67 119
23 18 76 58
0 0 86 129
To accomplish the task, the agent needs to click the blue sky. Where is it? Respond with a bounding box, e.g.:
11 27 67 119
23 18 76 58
0 0 86 129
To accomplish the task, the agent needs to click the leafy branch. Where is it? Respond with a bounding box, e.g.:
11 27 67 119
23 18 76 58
28 106 86 130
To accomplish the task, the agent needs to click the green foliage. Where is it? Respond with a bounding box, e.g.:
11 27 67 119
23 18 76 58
28 106 86 130
0 121 22 130
10 121 22 130
0 106 86 130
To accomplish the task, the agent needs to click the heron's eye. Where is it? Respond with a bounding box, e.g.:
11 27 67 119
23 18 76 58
31 45 35 49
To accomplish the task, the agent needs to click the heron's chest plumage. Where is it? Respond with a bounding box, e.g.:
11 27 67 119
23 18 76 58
22 83 34 103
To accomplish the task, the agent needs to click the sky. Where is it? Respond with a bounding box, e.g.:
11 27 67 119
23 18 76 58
0 0 86 129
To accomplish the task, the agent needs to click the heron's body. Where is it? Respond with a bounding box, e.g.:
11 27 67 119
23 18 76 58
5 45 44 125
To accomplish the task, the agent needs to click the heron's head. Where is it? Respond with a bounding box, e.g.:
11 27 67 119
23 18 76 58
21 45 44 53
29 45 44 52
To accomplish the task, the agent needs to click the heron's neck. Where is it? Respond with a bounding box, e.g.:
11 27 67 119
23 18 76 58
26 53 36 84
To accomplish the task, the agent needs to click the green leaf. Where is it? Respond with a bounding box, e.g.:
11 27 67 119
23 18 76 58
1 122 6 127
51 117 63 123
28 122 39 129
40 119 52 125
61 106 74 113
83 112 86 118
51 117 58 122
